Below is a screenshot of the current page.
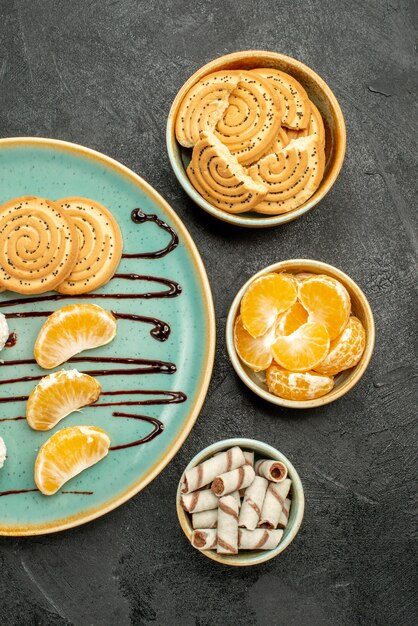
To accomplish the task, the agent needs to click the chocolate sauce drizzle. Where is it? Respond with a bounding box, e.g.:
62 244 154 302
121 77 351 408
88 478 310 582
0 208 187 498
121 208 179 259
5 311 170 342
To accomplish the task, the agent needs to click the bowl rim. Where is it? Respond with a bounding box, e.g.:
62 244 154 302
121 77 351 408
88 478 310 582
176 437 305 566
166 49 346 228
226 259 376 408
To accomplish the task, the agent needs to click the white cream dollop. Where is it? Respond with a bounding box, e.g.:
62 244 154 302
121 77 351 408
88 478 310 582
0 313 9 351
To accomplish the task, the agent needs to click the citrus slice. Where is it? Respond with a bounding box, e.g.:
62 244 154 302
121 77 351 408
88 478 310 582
298 275 351 340
272 322 330 371
241 273 297 338
34 304 117 369
266 364 334 400
34 425 110 495
314 316 366 376
276 301 308 336
26 370 101 431
234 315 274 371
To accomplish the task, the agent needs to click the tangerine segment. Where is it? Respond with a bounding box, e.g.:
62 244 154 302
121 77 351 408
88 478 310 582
298 275 351 340
234 315 274 371
272 322 330 372
34 304 117 369
294 272 315 283
276 301 308 336
266 364 334 400
314 316 366 376
241 273 298 338
26 370 101 431
34 425 110 495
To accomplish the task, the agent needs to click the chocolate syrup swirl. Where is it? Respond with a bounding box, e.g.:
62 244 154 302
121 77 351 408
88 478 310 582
5 311 170 342
121 208 179 259
109 412 164 451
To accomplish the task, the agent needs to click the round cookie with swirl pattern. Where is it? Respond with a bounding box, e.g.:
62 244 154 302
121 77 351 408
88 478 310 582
56 197 123 295
0 196 78 294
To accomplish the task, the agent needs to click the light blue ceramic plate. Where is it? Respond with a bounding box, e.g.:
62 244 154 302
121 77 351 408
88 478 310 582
0 137 215 536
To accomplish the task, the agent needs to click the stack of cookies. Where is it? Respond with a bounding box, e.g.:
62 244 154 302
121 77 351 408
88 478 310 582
175 69 326 216
0 196 123 295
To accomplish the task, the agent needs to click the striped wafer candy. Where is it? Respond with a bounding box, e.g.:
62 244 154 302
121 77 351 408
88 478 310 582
181 445 245 494
238 476 269 530
211 464 255 497
192 509 218 529
259 479 292 529
191 529 217 550
175 70 241 148
278 497 291 529
180 488 218 513
239 528 283 550
255 459 288 482
217 494 239 555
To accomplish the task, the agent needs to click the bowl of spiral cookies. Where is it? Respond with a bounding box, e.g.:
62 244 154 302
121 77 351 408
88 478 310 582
177 438 304 566
167 50 346 227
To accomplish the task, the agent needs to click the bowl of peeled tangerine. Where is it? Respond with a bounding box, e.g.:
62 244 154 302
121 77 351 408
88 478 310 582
226 260 375 408
167 50 346 227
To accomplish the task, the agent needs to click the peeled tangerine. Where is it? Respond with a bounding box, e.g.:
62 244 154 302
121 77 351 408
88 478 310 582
272 322 330 372
240 273 297 338
266 364 334 401
276 301 308 336
26 370 101 431
299 275 351 340
34 425 110 496
34 303 117 369
234 316 274 372
315 316 366 376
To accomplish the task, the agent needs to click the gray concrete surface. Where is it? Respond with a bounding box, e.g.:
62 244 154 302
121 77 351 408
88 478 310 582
0 0 417 624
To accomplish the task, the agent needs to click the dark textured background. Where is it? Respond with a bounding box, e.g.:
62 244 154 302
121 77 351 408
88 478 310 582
0 1 417 624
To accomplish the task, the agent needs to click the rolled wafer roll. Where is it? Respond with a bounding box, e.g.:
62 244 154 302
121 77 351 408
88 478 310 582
243 451 254 467
249 136 325 215
238 476 268 530
211 465 255 497
239 528 283 550
191 529 217 550
259 479 292 529
255 459 288 482
0 196 78 294
192 509 218 529
251 68 311 130
214 71 282 166
181 445 245 493
230 490 241 506
57 197 123 295
175 70 241 148
187 132 268 214
217 494 239 555
277 497 291 529
180 488 218 513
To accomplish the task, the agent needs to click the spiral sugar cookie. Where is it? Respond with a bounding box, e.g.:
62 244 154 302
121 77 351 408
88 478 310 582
175 70 241 148
213 71 282 166
187 131 268 214
252 68 311 130
0 196 78 294
57 197 123 294
248 135 325 215
255 126 290 164
286 100 325 146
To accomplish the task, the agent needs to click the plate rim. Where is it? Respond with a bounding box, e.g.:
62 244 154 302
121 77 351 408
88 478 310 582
0 136 216 536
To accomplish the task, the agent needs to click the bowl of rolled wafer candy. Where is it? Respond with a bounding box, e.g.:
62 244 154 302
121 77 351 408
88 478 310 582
226 259 375 408
167 50 346 227
177 438 304 566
